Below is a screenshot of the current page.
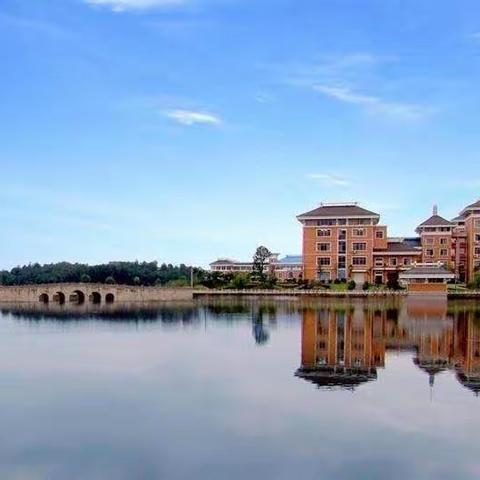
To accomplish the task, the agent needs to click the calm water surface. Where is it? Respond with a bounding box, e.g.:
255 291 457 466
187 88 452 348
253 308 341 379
1 298 479 480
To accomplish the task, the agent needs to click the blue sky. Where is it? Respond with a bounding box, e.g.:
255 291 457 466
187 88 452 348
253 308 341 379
1 0 480 268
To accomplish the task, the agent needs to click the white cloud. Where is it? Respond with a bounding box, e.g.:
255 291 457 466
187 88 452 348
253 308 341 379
314 84 426 121
85 0 184 12
164 109 222 126
307 173 351 187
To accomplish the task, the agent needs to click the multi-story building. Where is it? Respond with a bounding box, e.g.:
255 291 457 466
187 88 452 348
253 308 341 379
298 199 480 284
416 205 455 269
297 202 387 284
459 200 480 282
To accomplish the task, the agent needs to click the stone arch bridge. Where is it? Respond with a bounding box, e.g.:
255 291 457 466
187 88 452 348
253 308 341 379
0 284 193 305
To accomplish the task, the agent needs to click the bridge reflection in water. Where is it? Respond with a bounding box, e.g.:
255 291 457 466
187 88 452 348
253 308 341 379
296 299 480 395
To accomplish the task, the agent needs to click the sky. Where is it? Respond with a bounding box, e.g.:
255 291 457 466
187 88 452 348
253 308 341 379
1 0 480 269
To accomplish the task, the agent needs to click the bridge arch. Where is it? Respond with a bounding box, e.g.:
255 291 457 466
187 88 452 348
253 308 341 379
105 293 115 304
90 291 101 304
39 293 49 304
53 292 66 304
70 290 86 305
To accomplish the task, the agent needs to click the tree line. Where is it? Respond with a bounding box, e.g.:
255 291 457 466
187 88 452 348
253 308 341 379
0 261 202 287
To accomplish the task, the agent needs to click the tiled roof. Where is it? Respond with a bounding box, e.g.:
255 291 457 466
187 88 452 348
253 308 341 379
385 239 421 252
298 203 379 218
400 265 453 276
460 200 480 216
417 214 454 228
463 199 480 211
451 214 466 222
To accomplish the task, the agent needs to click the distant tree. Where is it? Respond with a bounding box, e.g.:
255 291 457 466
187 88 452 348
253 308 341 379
80 274 91 283
252 246 272 282
105 276 116 285
133 276 141 285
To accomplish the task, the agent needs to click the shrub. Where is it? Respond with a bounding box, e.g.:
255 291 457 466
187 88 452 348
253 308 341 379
347 280 356 290
362 281 370 291
470 272 480 290
333 278 341 284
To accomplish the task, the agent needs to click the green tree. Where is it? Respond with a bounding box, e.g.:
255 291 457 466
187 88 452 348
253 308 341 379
230 273 250 289
133 276 141 285
252 246 272 283
105 276 116 285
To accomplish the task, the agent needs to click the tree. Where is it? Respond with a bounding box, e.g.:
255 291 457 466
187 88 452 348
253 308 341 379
252 246 272 283
105 276 116 285
230 273 249 289
80 274 91 283
133 276 141 285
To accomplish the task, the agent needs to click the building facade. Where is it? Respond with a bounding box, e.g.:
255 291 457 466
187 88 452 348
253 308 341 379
210 254 303 281
298 199 480 284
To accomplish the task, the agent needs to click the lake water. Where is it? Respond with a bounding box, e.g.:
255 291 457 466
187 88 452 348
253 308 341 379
1 298 479 480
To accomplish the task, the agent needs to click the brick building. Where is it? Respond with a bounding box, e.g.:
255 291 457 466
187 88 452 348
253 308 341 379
297 199 480 284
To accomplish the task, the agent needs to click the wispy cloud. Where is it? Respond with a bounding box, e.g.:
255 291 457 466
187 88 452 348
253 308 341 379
272 52 430 121
307 173 351 187
85 0 184 12
314 84 426 120
165 109 222 126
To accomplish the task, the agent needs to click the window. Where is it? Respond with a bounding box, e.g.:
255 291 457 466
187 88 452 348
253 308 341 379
425 238 434 245
353 228 365 236
353 242 367 251
403 258 410 266
318 219 336 226
440 238 448 245
317 229 331 237
476 219 480 229
317 242 330 252
375 231 384 239
339 230 347 240
475 234 480 243
425 249 434 257
375 258 384 267
475 247 480 256
390 258 398 266
338 219 347 226
317 257 331 266
440 249 448 257
352 257 367 266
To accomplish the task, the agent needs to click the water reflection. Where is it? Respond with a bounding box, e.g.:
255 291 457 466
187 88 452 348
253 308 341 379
296 300 480 395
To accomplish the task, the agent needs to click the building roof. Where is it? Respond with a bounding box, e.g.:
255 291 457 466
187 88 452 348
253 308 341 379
399 263 455 279
295 366 377 391
460 199 480 216
417 214 454 228
451 214 465 223
209 258 252 266
373 237 421 255
297 202 379 219
278 255 302 265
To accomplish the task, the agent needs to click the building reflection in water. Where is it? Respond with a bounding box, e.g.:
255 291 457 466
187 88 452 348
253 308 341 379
296 300 480 395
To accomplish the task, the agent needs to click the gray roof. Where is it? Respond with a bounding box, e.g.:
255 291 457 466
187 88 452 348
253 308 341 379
384 239 421 253
298 203 379 219
278 255 302 265
461 200 480 215
451 214 466 223
417 214 454 228
400 265 454 277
